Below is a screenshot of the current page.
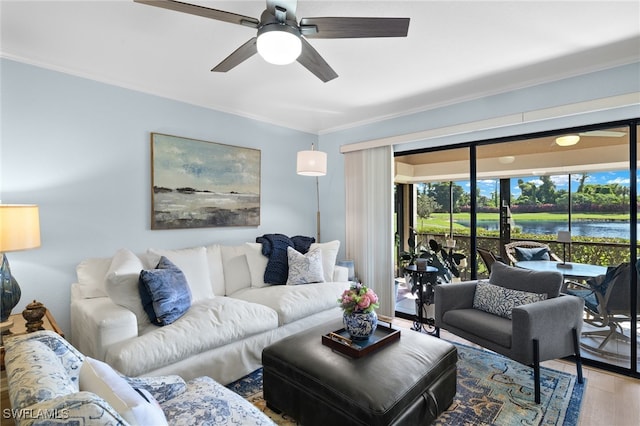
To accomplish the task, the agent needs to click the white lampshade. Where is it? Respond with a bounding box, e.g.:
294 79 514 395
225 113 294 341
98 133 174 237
557 230 572 243
555 135 580 146
0 204 41 252
257 27 302 65
297 150 327 176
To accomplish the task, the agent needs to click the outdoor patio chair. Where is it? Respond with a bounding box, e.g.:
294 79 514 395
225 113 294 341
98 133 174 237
565 262 636 359
477 247 502 273
504 240 562 265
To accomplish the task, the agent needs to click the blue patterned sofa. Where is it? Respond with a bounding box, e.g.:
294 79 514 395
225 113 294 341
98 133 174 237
4 330 274 425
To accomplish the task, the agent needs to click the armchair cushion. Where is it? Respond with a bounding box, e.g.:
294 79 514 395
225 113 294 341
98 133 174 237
124 375 187 405
514 246 550 261
473 281 548 319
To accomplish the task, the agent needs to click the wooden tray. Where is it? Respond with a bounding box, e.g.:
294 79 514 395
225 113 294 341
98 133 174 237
321 324 401 358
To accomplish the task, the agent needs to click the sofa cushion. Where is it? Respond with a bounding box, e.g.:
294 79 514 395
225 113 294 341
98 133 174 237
105 297 279 377
205 244 226 296
105 248 150 329
489 261 562 298
473 281 547 319
76 257 112 298
310 240 340 283
230 281 349 325
139 256 192 326
148 247 214 302
515 246 550 261
286 246 325 285
220 246 252 295
80 357 168 426
245 242 269 288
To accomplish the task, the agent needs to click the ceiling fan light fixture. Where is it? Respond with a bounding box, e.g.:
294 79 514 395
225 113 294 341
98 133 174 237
257 24 302 65
555 135 580 146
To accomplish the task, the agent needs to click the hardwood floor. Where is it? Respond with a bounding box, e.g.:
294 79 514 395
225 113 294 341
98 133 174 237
392 317 640 426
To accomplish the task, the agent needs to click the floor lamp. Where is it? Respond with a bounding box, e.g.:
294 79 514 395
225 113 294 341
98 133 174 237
296 144 327 242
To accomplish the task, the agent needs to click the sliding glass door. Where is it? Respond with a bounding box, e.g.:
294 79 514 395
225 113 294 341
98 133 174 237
394 121 638 375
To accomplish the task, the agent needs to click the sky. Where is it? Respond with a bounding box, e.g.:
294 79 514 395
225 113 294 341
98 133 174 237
152 133 260 194
470 170 631 198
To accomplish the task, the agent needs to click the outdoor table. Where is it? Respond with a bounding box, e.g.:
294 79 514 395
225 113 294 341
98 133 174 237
515 260 607 280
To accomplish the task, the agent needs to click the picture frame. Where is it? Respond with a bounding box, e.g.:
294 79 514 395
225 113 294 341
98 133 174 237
150 133 261 229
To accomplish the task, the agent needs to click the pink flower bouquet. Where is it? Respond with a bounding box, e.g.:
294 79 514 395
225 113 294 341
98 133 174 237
338 282 379 314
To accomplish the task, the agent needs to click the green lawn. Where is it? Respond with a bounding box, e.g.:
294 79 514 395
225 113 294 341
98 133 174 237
417 212 630 232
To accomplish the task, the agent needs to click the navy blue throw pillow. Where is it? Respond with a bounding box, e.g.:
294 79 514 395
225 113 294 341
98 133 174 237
139 256 192 326
514 247 550 261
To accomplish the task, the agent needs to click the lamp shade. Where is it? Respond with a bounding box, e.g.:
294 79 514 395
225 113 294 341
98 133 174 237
557 230 572 243
0 205 41 252
297 150 327 176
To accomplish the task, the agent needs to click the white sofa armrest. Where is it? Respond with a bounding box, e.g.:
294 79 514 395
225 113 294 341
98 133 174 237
71 284 138 361
333 265 349 282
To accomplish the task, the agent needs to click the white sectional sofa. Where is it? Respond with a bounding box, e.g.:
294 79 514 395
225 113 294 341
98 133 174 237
70 240 349 385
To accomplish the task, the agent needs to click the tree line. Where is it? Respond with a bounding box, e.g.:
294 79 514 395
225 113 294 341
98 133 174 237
416 173 633 218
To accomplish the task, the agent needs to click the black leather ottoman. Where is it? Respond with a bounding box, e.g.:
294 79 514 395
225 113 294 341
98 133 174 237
262 320 457 426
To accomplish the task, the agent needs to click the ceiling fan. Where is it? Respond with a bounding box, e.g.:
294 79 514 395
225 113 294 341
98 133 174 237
134 0 410 82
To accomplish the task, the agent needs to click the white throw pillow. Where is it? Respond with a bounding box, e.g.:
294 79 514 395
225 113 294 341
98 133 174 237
205 244 226 296
245 243 269 288
80 357 168 426
310 240 340 282
105 248 149 328
147 247 214 302
286 246 325 285
76 257 112 298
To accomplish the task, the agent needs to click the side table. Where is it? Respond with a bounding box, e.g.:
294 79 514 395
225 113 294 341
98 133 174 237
1 310 64 426
404 264 439 336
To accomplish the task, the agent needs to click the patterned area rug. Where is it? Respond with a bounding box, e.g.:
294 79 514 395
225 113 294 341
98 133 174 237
227 342 585 425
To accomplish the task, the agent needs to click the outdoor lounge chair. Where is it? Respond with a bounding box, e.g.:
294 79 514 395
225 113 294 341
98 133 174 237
504 240 562 265
477 247 502 274
565 262 637 359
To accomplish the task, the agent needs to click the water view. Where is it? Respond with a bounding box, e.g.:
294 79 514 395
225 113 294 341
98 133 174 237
459 220 634 240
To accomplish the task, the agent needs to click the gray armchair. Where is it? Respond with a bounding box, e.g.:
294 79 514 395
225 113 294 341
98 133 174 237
435 261 584 404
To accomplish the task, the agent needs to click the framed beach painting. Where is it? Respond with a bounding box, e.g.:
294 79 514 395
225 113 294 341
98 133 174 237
150 133 261 229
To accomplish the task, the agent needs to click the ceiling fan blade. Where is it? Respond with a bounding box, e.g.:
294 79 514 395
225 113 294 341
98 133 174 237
134 0 259 28
297 38 338 83
211 38 258 72
300 17 409 38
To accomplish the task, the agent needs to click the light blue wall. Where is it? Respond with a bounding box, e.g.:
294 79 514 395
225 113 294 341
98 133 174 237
319 62 640 253
0 59 319 334
2 58 638 335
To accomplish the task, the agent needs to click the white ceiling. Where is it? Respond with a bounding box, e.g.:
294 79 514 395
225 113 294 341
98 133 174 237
2 1 639 134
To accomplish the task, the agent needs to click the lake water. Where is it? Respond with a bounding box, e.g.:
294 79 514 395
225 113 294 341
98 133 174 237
461 220 634 240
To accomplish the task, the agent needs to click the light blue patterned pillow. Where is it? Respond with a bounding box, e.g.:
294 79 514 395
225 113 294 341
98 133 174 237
473 281 547 319
286 246 325 285
139 256 192 326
